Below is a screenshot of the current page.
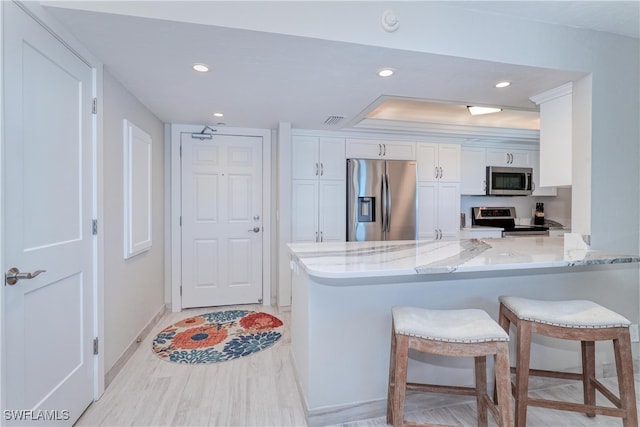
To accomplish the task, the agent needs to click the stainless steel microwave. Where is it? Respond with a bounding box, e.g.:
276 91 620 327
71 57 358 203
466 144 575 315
486 166 533 196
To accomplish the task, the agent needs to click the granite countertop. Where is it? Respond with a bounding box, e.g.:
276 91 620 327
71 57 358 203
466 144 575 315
287 234 640 279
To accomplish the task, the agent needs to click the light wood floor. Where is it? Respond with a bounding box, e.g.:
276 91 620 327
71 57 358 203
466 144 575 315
77 304 640 427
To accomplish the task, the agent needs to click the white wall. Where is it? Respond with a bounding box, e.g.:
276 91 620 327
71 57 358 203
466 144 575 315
103 70 165 372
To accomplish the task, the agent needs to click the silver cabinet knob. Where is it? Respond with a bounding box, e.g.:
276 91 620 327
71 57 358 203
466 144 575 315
5 267 46 286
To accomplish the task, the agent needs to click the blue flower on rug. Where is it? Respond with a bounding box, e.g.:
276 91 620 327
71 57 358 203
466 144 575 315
201 310 249 323
169 348 229 364
223 331 283 358
152 310 284 364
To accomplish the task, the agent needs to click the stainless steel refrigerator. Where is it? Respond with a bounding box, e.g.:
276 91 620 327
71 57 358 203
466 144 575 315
347 158 417 241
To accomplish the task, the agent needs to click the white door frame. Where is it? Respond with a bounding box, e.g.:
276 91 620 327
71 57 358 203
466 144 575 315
169 124 271 312
0 0 106 412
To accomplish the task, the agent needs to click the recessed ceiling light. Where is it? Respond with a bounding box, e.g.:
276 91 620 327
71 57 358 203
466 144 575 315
495 81 511 88
213 112 224 117
467 106 503 116
377 68 395 77
192 63 209 73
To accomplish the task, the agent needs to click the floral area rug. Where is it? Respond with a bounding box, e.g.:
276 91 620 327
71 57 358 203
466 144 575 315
152 310 284 364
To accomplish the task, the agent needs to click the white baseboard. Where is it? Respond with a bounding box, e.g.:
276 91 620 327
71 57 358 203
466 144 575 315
104 303 167 388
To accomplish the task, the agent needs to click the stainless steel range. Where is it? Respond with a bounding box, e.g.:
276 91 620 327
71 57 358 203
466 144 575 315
471 207 549 237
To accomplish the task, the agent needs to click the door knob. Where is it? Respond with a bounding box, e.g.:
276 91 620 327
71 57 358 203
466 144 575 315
248 227 261 233
5 267 46 286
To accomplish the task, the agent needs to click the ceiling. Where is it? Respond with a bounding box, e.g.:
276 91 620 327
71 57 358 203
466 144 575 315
43 2 637 133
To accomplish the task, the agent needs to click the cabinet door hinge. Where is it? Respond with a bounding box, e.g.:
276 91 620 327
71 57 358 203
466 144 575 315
93 337 99 355
92 219 98 235
92 98 97 114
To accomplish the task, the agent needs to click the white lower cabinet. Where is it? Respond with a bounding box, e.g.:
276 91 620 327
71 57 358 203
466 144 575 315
418 182 460 241
291 179 345 243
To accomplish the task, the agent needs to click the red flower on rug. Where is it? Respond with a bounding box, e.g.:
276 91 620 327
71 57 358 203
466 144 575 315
175 316 205 328
239 312 283 331
171 325 228 350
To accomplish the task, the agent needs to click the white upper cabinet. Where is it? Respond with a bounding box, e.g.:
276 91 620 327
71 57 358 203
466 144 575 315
417 143 461 183
485 147 532 167
530 83 573 187
531 150 557 196
292 136 345 180
460 147 486 195
346 139 415 160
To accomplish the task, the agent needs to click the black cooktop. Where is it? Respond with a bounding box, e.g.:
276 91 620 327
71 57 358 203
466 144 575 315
471 206 549 233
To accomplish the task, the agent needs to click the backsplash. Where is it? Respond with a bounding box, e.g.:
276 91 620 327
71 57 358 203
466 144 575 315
461 187 572 228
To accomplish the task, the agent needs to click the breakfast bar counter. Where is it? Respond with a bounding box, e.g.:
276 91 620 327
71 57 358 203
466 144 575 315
287 236 640 425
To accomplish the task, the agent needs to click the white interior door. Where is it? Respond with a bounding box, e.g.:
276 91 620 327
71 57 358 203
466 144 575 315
181 134 263 308
3 2 95 424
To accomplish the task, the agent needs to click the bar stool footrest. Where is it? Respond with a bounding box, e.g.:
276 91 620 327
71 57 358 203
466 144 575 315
528 397 628 418
514 368 624 408
406 382 477 397
512 367 583 381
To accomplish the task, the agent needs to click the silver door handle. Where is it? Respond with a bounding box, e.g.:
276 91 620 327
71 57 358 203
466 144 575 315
382 144 386 156
248 227 260 233
320 163 324 176
5 267 46 286
315 162 319 176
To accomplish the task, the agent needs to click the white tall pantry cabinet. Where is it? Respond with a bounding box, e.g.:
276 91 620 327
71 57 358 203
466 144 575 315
291 136 346 243
416 143 461 240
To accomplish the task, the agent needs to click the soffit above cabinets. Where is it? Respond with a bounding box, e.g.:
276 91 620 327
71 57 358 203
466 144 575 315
359 97 539 129
351 97 541 143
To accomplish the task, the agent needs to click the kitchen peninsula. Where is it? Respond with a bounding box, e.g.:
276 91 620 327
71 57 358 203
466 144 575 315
288 236 640 426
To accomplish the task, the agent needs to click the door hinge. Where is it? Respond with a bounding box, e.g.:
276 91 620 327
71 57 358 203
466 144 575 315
179 216 182 227
93 337 99 355
92 98 97 114
180 285 182 296
92 219 98 235
180 145 182 157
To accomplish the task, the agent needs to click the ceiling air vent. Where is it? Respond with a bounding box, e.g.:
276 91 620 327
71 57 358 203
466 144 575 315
323 115 345 126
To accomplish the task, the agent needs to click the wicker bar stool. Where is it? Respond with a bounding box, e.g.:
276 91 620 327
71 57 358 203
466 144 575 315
387 306 513 427
498 296 638 427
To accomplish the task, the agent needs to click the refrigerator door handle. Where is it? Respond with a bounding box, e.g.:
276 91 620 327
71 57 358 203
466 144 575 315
385 173 392 232
381 175 387 233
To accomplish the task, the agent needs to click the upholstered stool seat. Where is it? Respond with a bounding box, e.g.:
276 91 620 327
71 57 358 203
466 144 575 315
387 306 513 427
498 296 638 427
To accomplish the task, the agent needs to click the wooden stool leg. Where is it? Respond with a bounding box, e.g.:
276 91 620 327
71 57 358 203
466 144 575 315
513 321 532 427
387 326 397 425
391 334 410 427
495 304 511 405
581 340 596 417
614 329 638 427
494 342 514 427
474 356 488 427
